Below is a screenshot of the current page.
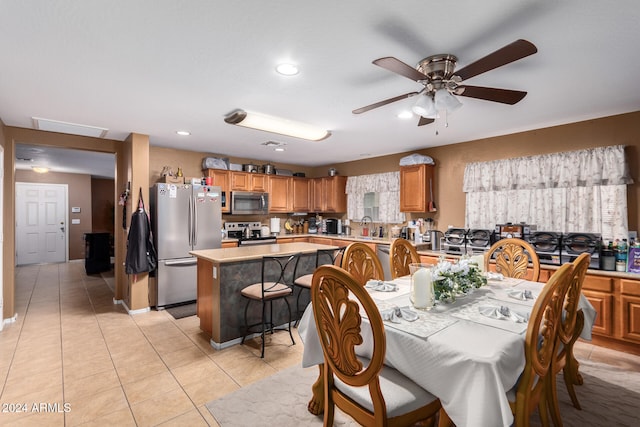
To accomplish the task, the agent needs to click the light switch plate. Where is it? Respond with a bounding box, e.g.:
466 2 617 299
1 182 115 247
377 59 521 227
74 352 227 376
71 219 80 224
71 207 81 213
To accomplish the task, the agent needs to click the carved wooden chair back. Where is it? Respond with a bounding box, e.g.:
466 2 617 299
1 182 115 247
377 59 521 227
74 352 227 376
389 238 421 279
341 242 384 285
485 238 541 281
509 262 574 427
311 265 442 426
548 253 591 423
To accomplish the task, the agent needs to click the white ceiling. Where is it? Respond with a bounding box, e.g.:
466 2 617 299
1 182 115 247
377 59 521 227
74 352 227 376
2 1 640 177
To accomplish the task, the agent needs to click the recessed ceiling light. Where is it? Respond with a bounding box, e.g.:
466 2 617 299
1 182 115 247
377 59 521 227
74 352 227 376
32 166 49 173
397 111 413 119
276 63 299 76
176 130 191 136
274 147 286 152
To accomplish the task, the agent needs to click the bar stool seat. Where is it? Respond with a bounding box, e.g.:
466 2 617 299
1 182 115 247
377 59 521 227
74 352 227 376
240 253 300 358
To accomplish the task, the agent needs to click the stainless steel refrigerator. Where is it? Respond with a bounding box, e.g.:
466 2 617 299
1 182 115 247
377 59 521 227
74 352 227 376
150 183 222 307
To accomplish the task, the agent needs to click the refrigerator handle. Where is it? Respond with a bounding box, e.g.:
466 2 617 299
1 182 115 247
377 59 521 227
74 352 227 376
188 194 193 247
192 193 198 246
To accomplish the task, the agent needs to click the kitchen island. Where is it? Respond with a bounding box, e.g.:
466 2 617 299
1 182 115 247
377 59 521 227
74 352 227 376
190 242 338 349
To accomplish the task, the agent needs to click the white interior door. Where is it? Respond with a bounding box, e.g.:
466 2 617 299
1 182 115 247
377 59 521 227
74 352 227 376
16 182 68 265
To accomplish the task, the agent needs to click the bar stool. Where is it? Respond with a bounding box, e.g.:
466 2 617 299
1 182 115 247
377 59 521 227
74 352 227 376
293 246 346 325
240 253 300 358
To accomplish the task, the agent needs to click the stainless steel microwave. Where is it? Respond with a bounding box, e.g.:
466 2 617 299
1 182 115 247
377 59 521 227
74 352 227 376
230 191 269 215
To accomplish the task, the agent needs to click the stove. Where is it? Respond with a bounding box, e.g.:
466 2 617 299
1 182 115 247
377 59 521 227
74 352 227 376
526 231 562 265
225 221 277 246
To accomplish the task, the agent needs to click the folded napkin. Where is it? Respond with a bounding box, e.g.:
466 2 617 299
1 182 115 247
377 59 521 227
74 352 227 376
507 289 535 301
478 305 529 323
365 280 398 292
487 272 504 281
380 306 419 323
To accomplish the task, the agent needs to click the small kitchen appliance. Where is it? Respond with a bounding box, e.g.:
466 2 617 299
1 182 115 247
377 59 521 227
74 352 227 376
465 229 493 254
562 232 601 269
495 223 531 240
526 231 562 265
325 218 339 235
443 228 467 255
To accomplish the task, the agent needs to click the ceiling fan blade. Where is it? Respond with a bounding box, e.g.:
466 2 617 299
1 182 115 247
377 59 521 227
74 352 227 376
417 117 435 126
373 57 428 82
352 92 419 114
457 85 528 105
454 39 537 81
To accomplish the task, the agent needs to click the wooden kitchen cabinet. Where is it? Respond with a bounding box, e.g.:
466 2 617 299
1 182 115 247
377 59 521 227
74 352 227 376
229 171 268 192
400 164 435 212
620 278 640 344
268 175 292 212
203 169 230 213
229 171 250 191
311 176 347 213
292 177 311 212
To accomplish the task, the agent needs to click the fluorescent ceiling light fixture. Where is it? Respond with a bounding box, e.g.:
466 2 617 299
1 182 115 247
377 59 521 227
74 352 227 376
32 166 49 173
32 117 108 138
276 63 299 76
176 130 191 136
224 109 330 141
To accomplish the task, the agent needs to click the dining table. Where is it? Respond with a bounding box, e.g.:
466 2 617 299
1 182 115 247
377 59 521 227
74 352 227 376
297 273 597 427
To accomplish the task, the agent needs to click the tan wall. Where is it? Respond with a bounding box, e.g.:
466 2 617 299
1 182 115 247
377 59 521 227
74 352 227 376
329 111 640 233
15 170 93 260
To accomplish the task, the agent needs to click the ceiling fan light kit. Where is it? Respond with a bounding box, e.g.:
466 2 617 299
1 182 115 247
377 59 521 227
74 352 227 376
353 39 538 127
224 109 330 141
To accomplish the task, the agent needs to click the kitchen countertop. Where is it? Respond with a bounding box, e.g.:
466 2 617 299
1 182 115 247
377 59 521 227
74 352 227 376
415 249 640 280
191 242 339 263
223 233 428 247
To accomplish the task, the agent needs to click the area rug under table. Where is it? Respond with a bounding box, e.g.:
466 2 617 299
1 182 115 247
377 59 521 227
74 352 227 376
206 360 640 427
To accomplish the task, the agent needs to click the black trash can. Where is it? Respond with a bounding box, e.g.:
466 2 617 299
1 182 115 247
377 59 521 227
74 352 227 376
85 232 111 274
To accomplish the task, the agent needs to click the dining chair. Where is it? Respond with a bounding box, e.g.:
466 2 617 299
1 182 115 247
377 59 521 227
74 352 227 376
342 242 385 286
485 237 541 281
389 238 421 279
240 253 300 358
547 253 591 425
292 246 346 325
507 262 574 427
310 264 443 426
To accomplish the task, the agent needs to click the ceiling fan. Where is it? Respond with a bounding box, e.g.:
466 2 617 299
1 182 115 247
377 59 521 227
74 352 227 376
352 39 538 126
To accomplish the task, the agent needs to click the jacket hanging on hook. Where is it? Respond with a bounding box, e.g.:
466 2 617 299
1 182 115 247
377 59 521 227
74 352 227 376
125 188 157 278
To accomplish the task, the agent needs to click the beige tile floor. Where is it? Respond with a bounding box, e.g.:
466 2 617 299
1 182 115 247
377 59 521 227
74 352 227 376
1 262 303 426
1 262 639 426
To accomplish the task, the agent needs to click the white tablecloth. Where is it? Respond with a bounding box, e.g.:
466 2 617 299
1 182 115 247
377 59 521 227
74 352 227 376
298 276 596 427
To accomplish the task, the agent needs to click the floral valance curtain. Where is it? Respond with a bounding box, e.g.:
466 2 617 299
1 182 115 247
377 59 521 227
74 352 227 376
463 145 632 192
463 145 632 240
346 172 405 223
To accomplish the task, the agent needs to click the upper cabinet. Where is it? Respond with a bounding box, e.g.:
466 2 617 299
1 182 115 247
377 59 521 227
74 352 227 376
228 171 268 192
312 176 347 213
203 169 230 213
292 177 311 212
400 164 436 212
268 175 292 213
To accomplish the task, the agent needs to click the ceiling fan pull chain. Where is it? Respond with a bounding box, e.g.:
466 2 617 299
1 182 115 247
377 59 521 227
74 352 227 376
445 110 450 128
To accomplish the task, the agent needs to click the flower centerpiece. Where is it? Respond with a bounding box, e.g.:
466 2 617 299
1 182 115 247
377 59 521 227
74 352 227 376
432 255 487 302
